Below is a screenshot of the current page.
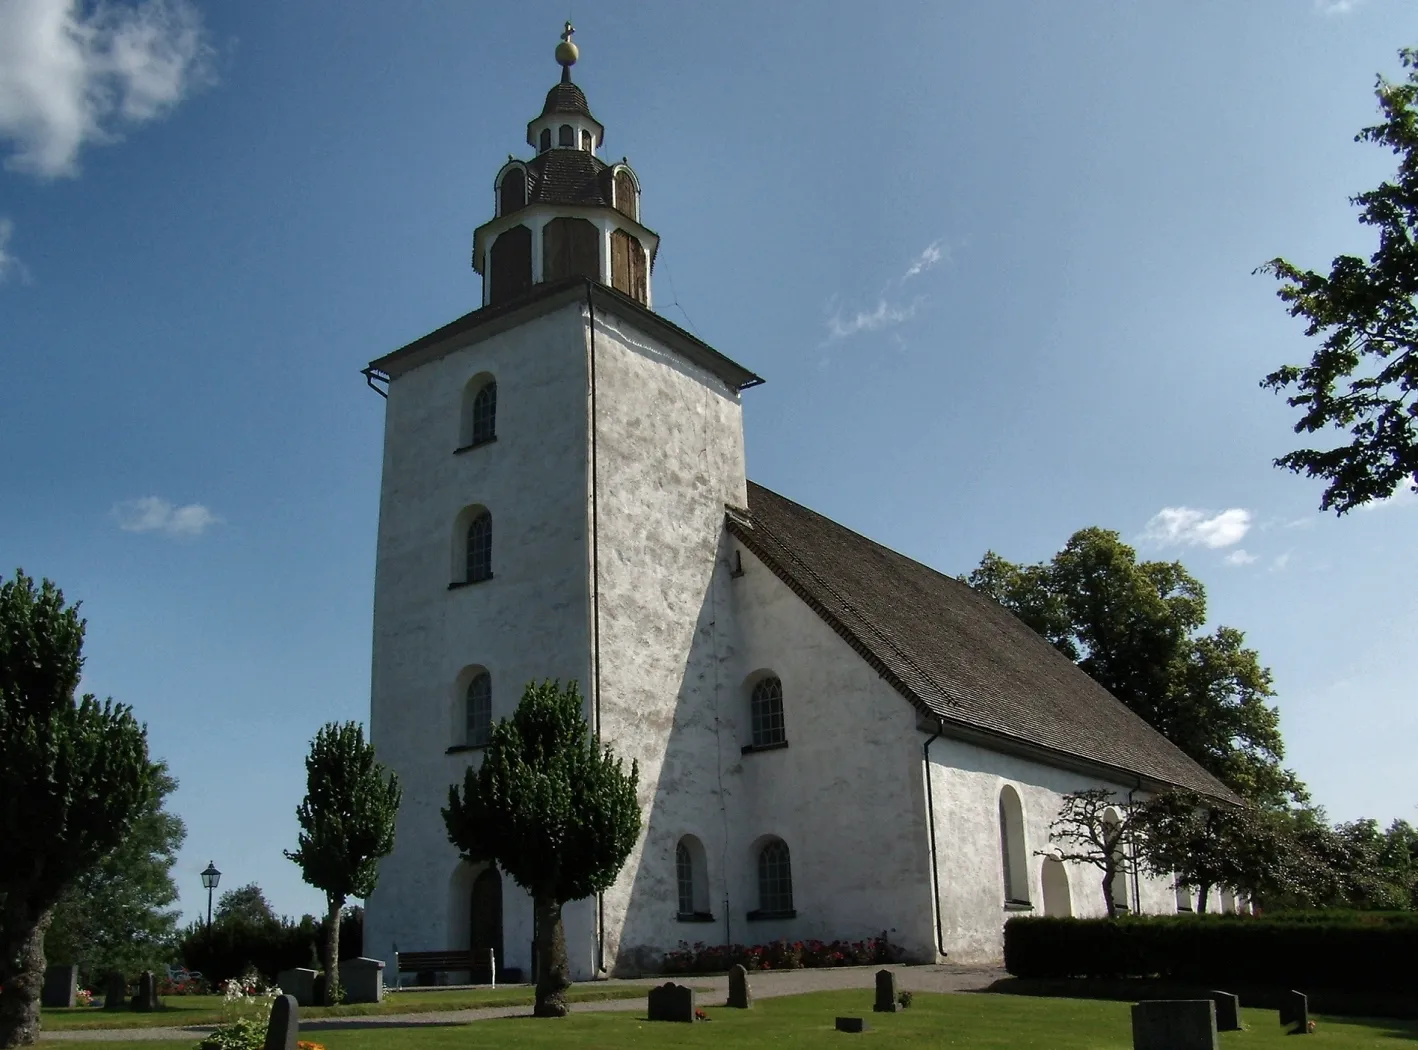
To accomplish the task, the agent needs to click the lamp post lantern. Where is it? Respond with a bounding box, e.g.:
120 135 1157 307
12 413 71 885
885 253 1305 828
200 861 222 929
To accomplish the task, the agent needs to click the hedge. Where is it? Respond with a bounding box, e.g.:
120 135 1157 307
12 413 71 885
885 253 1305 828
1003 915 1418 994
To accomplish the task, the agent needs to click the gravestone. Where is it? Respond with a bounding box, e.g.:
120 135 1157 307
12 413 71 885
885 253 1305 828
1209 991 1241 1032
1279 991 1309 1035
1131 1000 1219 1050
103 972 126 1011
263 993 299 1050
130 970 160 1012
873 969 899 1013
726 964 752 1009
647 981 696 1023
835 1017 868 1033
41 964 78 1008
342 958 385 1004
275 968 318 1008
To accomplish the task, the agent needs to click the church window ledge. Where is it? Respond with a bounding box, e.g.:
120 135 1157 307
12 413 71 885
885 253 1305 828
453 436 498 455
676 911 715 923
740 740 788 756
445 744 487 755
745 909 796 922
1003 900 1034 912
448 574 494 590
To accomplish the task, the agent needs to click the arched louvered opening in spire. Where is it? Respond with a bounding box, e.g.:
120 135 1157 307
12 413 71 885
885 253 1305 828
611 229 647 305
613 168 637 221
488 225 532 305
543 217 599 282
498 168 526 216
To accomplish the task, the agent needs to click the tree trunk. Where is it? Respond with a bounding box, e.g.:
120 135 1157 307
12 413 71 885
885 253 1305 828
1196 883 1212 914
1101 870 1118 919
0 905 51 1049
532 894 570 1018
324 897 344 1006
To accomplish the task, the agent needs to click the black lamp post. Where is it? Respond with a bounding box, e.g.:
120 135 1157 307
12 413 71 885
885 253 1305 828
200 861 221 929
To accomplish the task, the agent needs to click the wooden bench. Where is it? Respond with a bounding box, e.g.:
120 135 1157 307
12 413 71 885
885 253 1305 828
395 950 504 985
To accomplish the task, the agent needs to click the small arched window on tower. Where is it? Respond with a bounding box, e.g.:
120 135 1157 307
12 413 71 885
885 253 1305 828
580 129 593 152
539 127 552 153
613 169 637 221
465 671 492 747
749 675 785 749
498 168 526 217
558 123 574 147
466 511 493 583
611 229 647 305
754 839 794 917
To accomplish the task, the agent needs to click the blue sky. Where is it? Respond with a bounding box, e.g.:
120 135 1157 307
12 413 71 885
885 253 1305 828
2 0 1415 925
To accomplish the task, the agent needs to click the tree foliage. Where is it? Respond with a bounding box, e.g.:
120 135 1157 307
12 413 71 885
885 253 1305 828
968 529 1305 808
443 680 640 1017
215 884 278 927
0 570 156 1048
1259 47 1418 514
44 765 185 987
285 721 400 1006
1039 790 1143 919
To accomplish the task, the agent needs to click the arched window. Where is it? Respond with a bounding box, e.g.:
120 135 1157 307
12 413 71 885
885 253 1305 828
1220 887 1237 914
999 785 1029 905
558 123 574 146
538 127 551 152
749 676 785 748
465 672 491 747
488 225 532 305
498 169 525 216
580 129 592 152
471 381 497 445
1041 856 1072 917
466 512 492 583
1175 880 1194 912
1104 809 1129 913
674 836 710 919
613 169 637 221
756 839 794 915
675 841 694 915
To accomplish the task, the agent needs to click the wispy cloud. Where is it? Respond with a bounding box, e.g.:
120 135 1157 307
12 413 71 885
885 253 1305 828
1358 478 1417 511
1223 549 1258 566
1271 550 1293 572
112 496 220 537
0 0 214 178
902 240 946 280
1140 506 1252 549
0 218 24 282
1314 0 1363 13
823 239 951 343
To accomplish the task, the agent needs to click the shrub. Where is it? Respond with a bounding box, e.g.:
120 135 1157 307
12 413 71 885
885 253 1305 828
661 935 899 975
1003 915 1418 994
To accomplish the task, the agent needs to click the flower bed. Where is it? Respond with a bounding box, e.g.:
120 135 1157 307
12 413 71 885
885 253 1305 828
661 935 899 974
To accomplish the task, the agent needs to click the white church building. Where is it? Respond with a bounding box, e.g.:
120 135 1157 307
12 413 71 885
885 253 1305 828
361 28 1237 981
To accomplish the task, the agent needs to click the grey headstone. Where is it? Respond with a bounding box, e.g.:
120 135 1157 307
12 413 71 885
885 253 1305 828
1279 990 1309 1034
275 968 318 1008
1131 1000 1219 1050
835 1017 868 1033
726 963 752 1009
130 970 160 1012
1209 990 1241 1032
647 981 696 1023
873 969 899 1013
341 957 385 1004
103 972 126 1011
41 964 77 1008
263 994 299 1050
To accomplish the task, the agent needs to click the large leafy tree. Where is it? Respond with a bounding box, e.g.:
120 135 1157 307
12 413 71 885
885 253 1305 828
968 529 1306 808
0 571 156 1048
1259 47 1418 514
44 765 186 987
215 884 278 927
443 680 640 1018
285 722 401 1006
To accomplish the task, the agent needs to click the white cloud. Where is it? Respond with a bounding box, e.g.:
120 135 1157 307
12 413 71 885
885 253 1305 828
902 240 945 280
0 0 213 178
825 297 920 340
1223 549 1258 566
112 496 220 537
1314 0 1363 13
1358 478 1417 511
0 218 23 282
1140 506 1253 549
1271 550 1292 571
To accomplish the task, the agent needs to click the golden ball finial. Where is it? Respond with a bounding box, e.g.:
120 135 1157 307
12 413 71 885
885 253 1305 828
556 21 578 67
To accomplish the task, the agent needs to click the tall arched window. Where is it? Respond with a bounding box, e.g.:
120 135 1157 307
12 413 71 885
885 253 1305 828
471 382 497 445
756 839 794 915
1175 880 1194 912
498 169 525 216
466 512 492 583
999 785 1029 905
465 672 491 747
613 169 637 220
749 676 785 748
538 127 551 152
1104 809 1129 913
580 129 592 151
675 841 694 916
558 123 574 146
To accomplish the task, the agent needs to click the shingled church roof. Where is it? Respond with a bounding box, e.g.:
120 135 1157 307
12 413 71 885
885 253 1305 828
731 482 1238 802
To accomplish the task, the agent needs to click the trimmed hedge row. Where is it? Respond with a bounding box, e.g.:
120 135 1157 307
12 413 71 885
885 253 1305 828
1003 916 1418 994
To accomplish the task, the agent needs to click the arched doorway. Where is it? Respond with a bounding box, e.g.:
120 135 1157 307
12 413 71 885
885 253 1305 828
470 867 503 982
1041 856 1072 917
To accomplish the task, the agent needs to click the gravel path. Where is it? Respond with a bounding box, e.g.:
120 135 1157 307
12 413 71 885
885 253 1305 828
41 964 1005 1042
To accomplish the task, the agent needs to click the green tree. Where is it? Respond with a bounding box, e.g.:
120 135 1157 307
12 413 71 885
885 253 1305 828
1039 790 1141 919
968 529 1306 808
0 571 156 1048
1259 47 1418 514
442 680 640 1017
44 765 186 987
215 884 278 927
285 722 401 1006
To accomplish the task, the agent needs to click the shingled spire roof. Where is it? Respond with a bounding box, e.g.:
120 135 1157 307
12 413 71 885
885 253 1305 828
731 482 1239 803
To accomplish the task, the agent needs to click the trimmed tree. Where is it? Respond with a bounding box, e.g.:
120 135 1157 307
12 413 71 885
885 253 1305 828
0 571 155 1048
442 680 640 1018
285 722 401 1006
1039 790 1142 918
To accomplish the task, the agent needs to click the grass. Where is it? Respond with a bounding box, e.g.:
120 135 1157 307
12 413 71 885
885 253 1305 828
38 984 651 1031
38 990 1418 1049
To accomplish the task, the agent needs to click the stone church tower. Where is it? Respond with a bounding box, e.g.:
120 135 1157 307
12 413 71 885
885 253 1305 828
362 25 764 980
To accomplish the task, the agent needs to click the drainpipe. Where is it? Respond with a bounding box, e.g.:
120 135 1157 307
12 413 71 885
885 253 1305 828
923 724 945 957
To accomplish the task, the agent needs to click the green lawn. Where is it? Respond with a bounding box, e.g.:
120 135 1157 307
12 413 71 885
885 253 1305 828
39 991 1418 1049
39 984 652 1031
